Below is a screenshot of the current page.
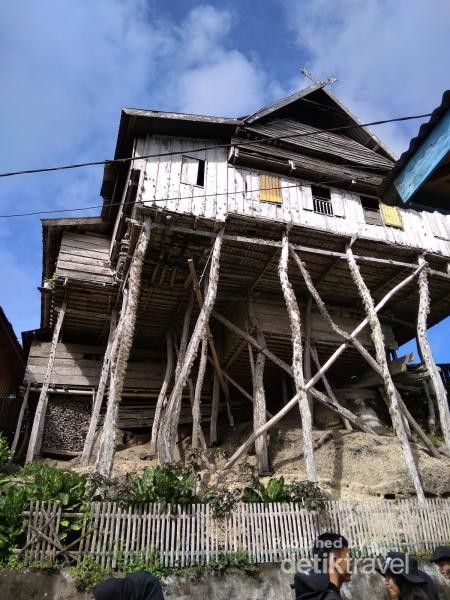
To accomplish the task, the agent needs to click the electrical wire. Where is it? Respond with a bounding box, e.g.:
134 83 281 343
0 174 375 219
0 112 432 179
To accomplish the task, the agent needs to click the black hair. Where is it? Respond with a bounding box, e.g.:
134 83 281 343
396 577 433 600
312 532 349 568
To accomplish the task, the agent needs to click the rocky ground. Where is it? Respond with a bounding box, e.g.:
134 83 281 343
48 413 450 500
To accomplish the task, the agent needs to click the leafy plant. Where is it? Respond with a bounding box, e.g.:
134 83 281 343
289 481 329 511
68 556 111 592
0 433 12 471
202 486 238 519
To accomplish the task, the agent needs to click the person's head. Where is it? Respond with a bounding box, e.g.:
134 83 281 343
312 532 350 587
431 545 450 579
379 552 430 600
383 574 431 599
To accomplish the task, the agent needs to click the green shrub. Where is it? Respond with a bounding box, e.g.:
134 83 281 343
68 556 111 592
0 433 12 471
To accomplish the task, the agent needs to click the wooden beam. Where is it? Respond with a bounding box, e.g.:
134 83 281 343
80 309 117 466
310 347 352 431
158 230 224 463
192 336 208 449
149 329 175 453
188 259 234 427
248 298 269 474
26 300 67 463
210 371 220 446
221 263 426 471
417 255 450 448
279 232 316 481
346 244 425 503
11 381 31 456
150 223 441 272
95 217 151 478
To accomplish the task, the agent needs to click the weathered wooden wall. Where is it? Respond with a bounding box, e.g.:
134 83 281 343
54 232 114 285
137 135 450 257
25 342 164 389
223 300 397 360
0 309 24 438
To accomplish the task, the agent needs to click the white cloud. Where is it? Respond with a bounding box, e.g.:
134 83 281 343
280 0 450 154
0 2 277 335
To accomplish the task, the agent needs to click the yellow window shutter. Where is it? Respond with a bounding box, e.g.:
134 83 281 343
380 203 403 228
260 174 282 203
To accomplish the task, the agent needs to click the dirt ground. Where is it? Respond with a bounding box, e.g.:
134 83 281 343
49 413 450 500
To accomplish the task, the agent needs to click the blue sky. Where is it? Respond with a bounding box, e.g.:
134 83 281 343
1 0 449 361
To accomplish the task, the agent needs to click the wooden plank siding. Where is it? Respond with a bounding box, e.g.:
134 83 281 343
55 232 115 285
139 135 450 259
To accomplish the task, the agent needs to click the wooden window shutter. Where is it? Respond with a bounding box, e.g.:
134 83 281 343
259 174 282 203
331 190 345 218
380 203 403 228
302 186 314 210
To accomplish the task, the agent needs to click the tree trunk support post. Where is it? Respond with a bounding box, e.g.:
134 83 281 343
221 263 426 473
150 329 175 453
81 309 117 466
12 380 31 457
26 299 67 463
192 335 208 449
188 259 234 427
94 217 151 478
248 298 269 474
417 255 450 448
346 245 425 503
158 230 224 463
279 232 316 482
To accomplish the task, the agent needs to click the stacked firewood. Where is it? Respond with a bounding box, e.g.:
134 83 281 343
42 396 90 453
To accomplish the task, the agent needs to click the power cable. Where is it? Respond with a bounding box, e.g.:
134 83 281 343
0 174 375 219
0 112 431 179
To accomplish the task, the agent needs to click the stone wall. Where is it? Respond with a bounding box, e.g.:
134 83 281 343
1 562 449 600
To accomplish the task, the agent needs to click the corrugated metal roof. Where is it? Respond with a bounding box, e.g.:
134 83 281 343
381 90 450 192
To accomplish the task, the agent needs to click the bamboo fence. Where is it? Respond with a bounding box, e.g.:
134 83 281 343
20 499 450 567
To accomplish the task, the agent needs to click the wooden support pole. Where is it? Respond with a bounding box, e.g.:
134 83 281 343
309 387 376 434
304 298 313 419
158 230 224 463
26 300 67 463
416 255 450 448
423 380 437 432
221 263 425 472
289 244 382 375
290 244 439 454
11 380 31 456
80 310 117 466
279 232 316 482
188 259 234 427
192 336 208 449
346 245 425 503
210 371 220 446
206 355 272 419
248 299 269 474
213 311 291 376
310 347 352 431
95 217 151 478
177 293 194 378
150 330 175 453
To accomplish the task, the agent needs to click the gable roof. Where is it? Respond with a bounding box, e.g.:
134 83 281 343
243 84 397 162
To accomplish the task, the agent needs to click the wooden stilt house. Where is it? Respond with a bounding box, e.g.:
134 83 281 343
19 83 450 500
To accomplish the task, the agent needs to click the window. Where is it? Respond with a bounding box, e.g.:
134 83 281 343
181 156 205 187
311 185 333 216
259 174 282 203
360 195 383 226
360 196 404 229
380 203 403 228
